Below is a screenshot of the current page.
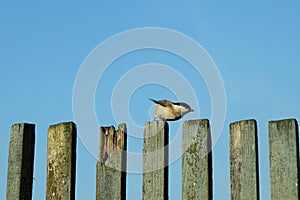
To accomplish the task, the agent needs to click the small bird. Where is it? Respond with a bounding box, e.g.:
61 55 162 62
149 99 194 121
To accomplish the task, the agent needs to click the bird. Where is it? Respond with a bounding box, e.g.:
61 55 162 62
149 99 194 121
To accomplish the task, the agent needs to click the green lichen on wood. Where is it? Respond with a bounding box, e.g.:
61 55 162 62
182 119 212 200
230 119 259 200
46 122 77 200
269 119 299 200
6 123 35 200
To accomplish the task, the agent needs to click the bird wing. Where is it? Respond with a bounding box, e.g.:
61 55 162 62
149 99 172 107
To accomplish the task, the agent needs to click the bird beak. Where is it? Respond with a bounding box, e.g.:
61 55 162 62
190 109 194 112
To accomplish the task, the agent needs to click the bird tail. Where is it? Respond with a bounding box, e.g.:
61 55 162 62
148 98 160 104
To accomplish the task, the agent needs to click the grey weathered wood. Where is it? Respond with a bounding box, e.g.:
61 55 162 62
269 119 299 200
230 119 259 200
6 123 35 200
182 119 212 200
46 122 77 200
143 121 169 200
96 123 127 200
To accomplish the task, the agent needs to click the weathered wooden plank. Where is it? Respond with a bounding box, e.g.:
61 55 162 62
46 122 77 200
182 119 212 200
6 123 35 200
143 121 169 200
269 119 299 200
230 119 259 200
96 123 127 200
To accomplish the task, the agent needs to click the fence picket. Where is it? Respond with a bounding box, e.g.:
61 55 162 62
96 123 127 200
46 122 77 200
230 119 259 200
182 119 212 200
6 123 35 200
142 121 169 200
269 119 299 200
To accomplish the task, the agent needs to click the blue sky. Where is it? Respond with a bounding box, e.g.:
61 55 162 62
1 1 300 200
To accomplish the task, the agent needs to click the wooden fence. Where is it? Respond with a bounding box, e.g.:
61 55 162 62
5 118 299 199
